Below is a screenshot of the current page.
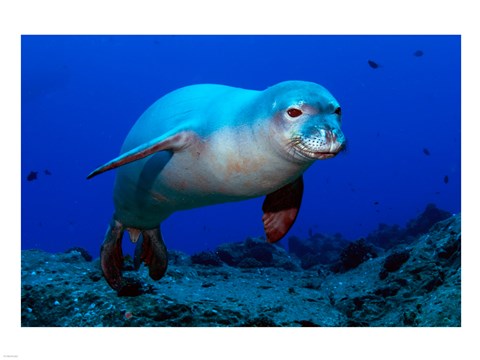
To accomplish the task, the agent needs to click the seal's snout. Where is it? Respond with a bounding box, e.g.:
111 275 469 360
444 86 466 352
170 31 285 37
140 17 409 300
319 128 344 156
293 125 345 160
325 128 346 154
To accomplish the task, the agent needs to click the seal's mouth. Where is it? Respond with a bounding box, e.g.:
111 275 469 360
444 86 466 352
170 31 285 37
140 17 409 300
295 148 340 160
288 131 345 161
312 152 338 159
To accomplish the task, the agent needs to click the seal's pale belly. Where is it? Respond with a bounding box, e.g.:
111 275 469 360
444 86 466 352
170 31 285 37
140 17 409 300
113 127 308 228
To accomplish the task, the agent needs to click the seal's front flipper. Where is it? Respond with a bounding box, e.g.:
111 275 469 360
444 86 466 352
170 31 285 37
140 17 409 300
101 218 125 291
137 227 168 280
262 176 304 243
86 129 196 179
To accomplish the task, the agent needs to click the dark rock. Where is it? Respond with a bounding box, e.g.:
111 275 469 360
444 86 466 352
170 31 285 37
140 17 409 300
168 250 191 266
215 247 236 266
300 254 324 269
237 257 263 268
374 286 400 298
117 279 155 297
215 241 246 266
288 236 312 258
366 204 451 250
191 251 223 267
201 282 215 288
244 246 273 265
405 203 451 237
288 233 349 267
64 247 92 262
423 274 444 293
383 250 410 272
379 269 388 280
215 237 292 269
366 223 407 249
437 235 461 261
403 311 418 326
353 297 364 310
300 277 322 290
258 285 273 290
88 272 102 282
244 238 277 266
242 315 278 327
19 209 461 327
346 320 370 327
153 303 193 324
275 258 301 271
117 281 143 297
393 278 408 287
333 239 378 272
295 320 320 327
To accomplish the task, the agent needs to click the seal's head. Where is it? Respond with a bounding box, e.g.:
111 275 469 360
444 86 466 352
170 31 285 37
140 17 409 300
261 80 346 163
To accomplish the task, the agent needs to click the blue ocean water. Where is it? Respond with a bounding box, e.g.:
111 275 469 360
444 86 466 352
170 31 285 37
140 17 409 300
21 35 461 258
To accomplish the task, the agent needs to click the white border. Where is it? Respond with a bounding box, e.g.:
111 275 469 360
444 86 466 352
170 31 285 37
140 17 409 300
1 1 478 359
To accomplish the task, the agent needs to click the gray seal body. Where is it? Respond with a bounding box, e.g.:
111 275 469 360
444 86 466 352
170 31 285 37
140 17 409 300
88 80 346 291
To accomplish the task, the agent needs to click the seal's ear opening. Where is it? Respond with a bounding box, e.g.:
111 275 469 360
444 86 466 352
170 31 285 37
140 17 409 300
87 130 195 179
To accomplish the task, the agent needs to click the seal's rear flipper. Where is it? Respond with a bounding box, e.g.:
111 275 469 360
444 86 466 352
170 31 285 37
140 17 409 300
101 218 125 291
137 227 168 280
262 176 304 243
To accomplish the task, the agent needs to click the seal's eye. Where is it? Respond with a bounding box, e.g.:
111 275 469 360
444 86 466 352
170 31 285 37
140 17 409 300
287 108 303 118
334 107 342 116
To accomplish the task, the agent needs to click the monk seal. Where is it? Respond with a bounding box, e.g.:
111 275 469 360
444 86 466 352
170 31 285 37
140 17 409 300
87 80 346 291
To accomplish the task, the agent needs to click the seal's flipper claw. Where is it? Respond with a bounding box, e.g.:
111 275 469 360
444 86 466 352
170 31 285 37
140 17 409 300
262 176 304 243
100 218 125 290
139 228 168 280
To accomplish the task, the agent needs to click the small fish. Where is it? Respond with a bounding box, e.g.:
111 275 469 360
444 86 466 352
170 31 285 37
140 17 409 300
373 201 379 205
26 171 38 181
368 60 380 69
44 169 52 175
423 148 430 156
414 50 424 57
444 175 449 184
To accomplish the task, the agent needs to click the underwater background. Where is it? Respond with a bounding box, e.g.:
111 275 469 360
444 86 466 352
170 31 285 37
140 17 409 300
21 35 460 258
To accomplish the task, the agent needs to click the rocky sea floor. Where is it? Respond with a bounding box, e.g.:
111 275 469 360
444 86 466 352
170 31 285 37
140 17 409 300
21 205 460 327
